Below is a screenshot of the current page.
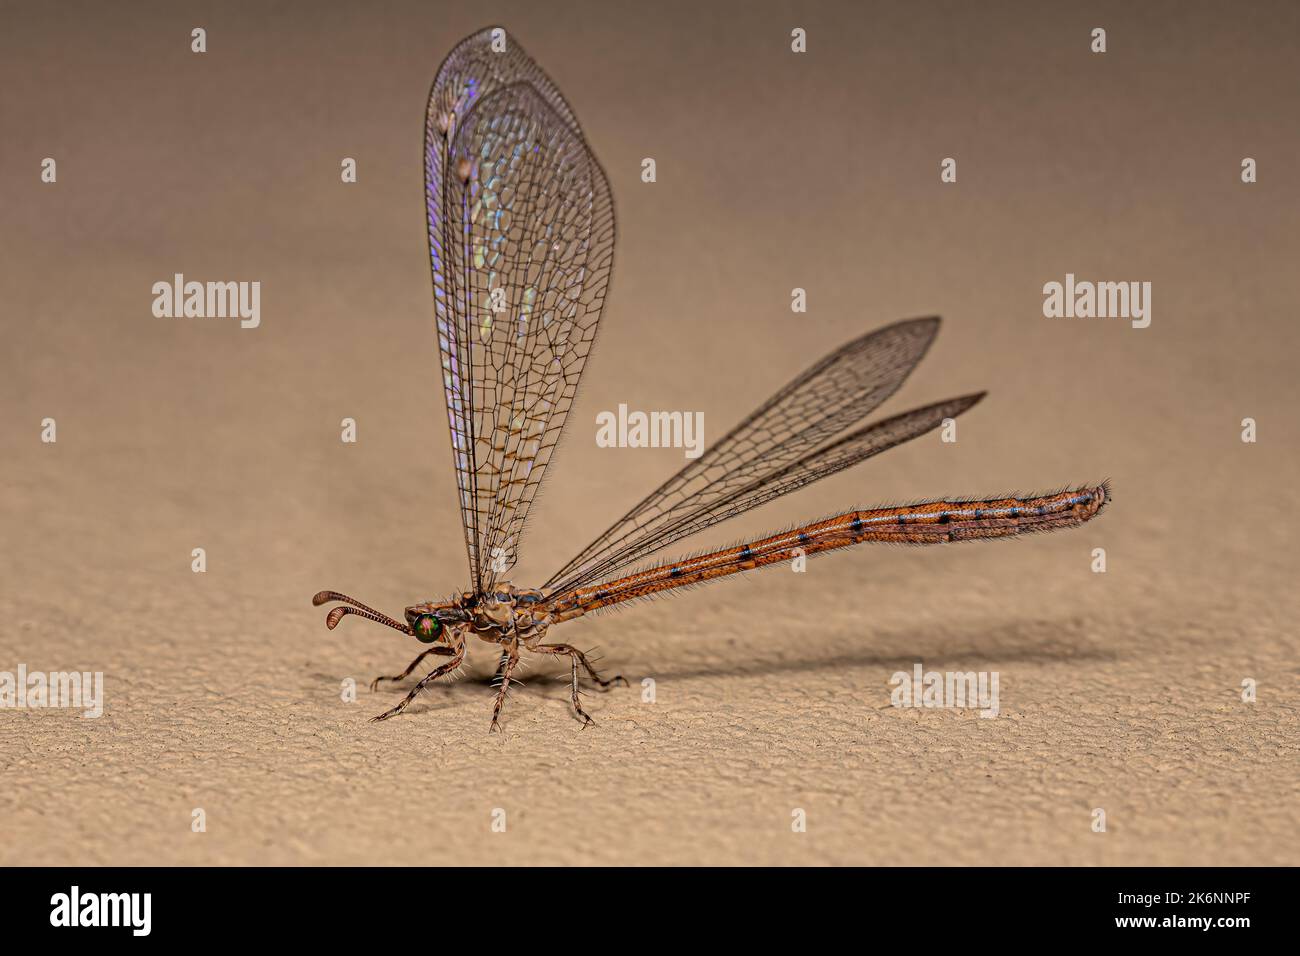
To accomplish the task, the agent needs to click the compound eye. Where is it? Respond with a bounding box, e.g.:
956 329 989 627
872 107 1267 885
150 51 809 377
412 614 442 643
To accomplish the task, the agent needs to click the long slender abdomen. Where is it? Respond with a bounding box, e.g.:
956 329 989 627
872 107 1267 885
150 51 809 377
547 484 1109 622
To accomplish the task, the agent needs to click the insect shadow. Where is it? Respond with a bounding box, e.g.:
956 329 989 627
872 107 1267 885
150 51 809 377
629 614 1121 684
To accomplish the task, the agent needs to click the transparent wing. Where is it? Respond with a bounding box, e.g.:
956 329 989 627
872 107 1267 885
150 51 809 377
426 30 615 593
543 317 944 595
427 27 589 143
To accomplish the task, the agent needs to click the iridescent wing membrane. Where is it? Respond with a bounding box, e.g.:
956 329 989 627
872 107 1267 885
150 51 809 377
543 317 986 600
425 28 615 593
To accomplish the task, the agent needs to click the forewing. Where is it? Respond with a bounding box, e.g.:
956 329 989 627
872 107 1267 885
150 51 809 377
435 82 614 592
543 317 941 593
426 30 615 592
427 27 586 143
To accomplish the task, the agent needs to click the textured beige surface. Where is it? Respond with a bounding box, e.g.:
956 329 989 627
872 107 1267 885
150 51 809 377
1 0 1298 865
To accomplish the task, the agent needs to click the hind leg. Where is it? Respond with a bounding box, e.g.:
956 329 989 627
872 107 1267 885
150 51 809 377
528 643 623 727
551 643 627 690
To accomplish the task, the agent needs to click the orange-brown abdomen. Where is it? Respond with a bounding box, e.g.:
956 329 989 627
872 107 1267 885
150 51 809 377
547 484 1109 622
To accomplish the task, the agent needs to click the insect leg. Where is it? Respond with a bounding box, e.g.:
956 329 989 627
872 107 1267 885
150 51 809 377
566 655 591 726
370 636 466 722
529 643 624 727
549 643 626 690
491 648 512 686
369 646 456 692
489 642 521 734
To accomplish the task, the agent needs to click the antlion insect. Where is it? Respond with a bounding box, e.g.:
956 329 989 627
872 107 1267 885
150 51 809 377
313 26 1109 732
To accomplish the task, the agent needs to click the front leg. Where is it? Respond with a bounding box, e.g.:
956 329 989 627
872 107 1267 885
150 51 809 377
370 639 465 722
370 646 456 692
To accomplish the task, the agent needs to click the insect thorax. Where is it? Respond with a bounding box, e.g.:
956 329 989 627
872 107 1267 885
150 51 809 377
406 583 551 645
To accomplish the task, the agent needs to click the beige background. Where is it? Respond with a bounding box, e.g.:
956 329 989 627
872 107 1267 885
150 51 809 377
1 0 1296 865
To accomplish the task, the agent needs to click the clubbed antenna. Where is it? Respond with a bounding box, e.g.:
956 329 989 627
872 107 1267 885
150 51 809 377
312 591 411 635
